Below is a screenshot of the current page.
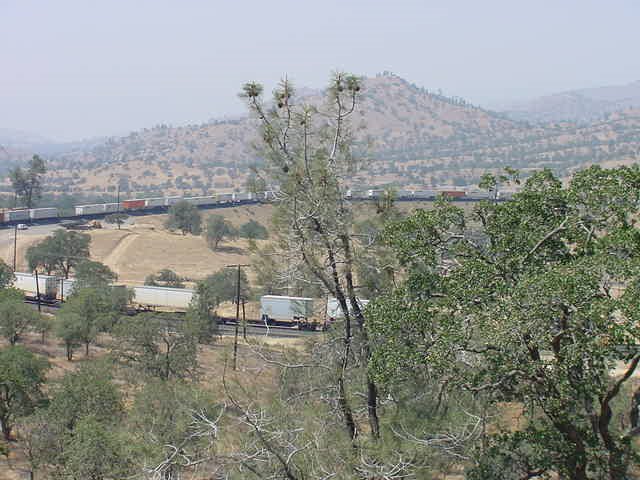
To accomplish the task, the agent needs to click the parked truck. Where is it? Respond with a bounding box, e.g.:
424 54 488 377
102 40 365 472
260 295 316 329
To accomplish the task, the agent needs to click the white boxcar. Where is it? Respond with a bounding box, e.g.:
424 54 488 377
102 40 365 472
145 197 166 208
29 207 58 220
165 196 182 206
413 190 437 199
260 295 314 322
14 272 58 299
59 278 76 299
75 204 105 215
216 193 234 203
185 196 217 206
234 192 253 202
133 286 195 310
103 203 121 213
326 297 369 319
6 210 30 221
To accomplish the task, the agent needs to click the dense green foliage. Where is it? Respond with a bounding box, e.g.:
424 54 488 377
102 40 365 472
9 155 46 209
0 288 40 345
26 229 90 278
144 268 185 288
0 346 48 441
239 219 269 240
165 200 202 235
369 166 640 479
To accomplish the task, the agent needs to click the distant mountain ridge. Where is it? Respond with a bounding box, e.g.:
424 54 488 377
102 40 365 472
2 74 640 196
498 80 640 123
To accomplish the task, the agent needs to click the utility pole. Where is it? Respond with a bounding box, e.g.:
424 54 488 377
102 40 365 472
241 298 247 340
116 185 121 230
226 264 249 370
34 269 41 313
12 224 17 271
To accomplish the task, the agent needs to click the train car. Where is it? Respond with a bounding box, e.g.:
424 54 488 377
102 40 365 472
185 196 217 206
122 199 146 210
145 197 166 208
132 286 195 311
260 295 316 329
440 190 466 199
165 196 182 207
326 297 369 320
216 193 234 203
367 189 384 199
396 190 415 199
6 210 30 222
59 278 76 300
75 204 105 216
413 190 437 199
14 272 58 300
29 207 58 220
103 203 121 213
234 192 253 202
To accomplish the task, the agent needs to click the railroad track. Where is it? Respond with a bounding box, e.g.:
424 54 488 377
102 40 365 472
25 300 321 338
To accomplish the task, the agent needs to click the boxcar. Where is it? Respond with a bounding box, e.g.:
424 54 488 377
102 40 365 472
6 210 30 222
132 286 195 310
14 272 58 300
75 204 105 216
29 207 58 220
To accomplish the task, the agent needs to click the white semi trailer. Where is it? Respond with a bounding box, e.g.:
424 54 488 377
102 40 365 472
13 272 58 300
133 286 195 310
326 297 369 320
260 295 316 329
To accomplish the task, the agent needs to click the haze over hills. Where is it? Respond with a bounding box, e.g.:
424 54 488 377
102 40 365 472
2 73 640 197
496 80 640 123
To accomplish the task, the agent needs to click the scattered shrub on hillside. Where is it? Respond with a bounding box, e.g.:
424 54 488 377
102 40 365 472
239 219 268 240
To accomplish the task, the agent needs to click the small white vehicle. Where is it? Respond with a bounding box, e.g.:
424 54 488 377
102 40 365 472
16 223 28 230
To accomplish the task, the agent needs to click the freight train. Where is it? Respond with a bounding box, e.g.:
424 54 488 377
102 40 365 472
0 189 511 227
13 272 325 329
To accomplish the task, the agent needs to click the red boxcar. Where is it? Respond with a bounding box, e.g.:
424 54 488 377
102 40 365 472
441 190 466 198
122 199 146 210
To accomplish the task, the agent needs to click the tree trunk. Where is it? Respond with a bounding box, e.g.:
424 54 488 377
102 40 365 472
66 343 73 361
85 341 89 356
1 420 11 441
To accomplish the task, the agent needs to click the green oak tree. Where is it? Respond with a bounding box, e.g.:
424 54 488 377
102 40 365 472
26 229 90 278
165 200 202 235
369 166 640 480
205 214 238 250
112 312 200 381
9 155 46 208
0 346 49 440
0 288 40 345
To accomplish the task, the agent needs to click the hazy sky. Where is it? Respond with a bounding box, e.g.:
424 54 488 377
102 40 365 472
2 0 639 141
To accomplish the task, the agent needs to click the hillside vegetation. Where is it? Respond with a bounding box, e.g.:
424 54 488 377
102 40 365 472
7 73 638 197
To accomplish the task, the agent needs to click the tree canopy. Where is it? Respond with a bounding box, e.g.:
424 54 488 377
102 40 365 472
26 229 90 278
0 346 49 440
205 214 238 250
368 166 640 480
239 219 269 240
9 155 46 208
165 200 202 235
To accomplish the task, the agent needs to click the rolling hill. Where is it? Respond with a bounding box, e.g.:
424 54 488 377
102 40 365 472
4 73 640 197
497 80 640 123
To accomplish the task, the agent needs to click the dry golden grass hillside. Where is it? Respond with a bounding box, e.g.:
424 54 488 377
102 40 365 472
11 73 639 197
